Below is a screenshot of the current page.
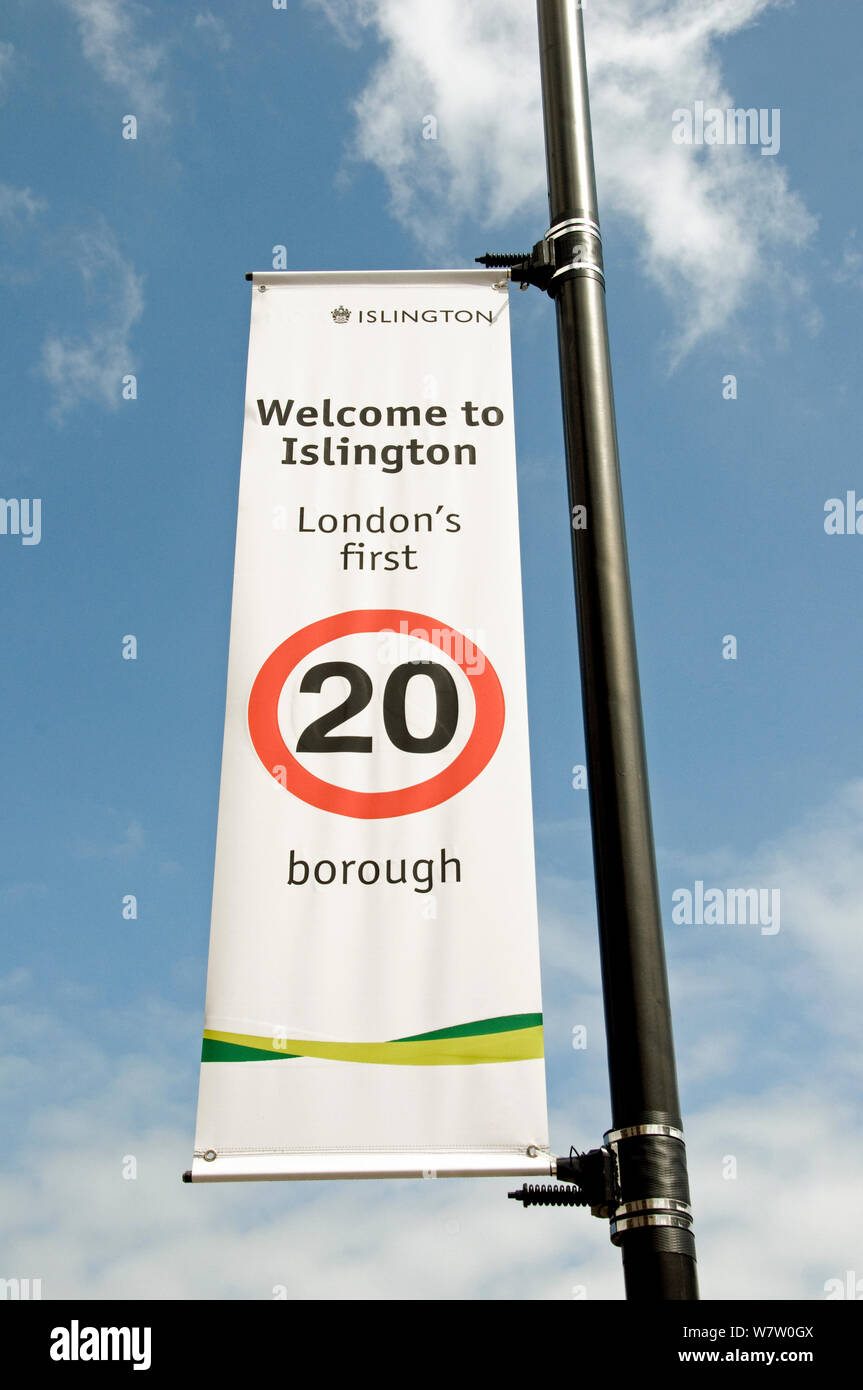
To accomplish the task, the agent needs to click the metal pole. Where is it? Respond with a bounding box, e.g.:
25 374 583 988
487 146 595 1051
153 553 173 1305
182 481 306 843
536 0 698 1299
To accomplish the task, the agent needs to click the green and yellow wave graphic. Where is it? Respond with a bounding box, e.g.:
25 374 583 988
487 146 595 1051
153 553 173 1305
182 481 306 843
202 1013 543 1066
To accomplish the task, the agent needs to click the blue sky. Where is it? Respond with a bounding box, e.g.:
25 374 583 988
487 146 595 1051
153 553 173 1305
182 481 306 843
1 0 862 1299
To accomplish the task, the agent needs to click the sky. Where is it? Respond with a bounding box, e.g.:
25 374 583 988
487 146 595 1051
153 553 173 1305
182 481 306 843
1 0 862 1301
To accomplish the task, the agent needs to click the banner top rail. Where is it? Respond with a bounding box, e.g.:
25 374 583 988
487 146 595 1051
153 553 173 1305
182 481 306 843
246 268 511 288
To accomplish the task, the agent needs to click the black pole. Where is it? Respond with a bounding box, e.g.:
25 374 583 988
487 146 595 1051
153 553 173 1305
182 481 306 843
536 0 698 1299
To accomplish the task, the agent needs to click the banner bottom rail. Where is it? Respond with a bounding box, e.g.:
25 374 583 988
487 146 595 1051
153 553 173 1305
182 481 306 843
185 1150 555 1182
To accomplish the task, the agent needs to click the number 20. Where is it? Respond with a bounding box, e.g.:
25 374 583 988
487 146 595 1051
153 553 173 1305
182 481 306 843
296 660 459 754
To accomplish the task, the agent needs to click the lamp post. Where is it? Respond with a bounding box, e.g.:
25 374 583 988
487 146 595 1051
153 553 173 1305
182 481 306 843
537 0 698 1299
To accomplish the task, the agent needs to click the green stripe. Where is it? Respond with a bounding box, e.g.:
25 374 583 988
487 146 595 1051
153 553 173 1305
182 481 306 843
202 1039 299 1063
394 1012 542 1042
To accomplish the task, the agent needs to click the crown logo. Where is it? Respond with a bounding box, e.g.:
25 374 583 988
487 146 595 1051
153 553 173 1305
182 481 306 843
331 305 350 324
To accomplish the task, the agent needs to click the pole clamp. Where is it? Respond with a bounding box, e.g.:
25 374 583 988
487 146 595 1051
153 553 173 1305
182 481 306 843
507 1130 696 1262
475 219 605 298
603 1125 696 1254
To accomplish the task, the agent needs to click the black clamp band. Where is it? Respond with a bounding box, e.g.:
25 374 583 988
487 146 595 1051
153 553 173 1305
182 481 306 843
603 1125 696 1256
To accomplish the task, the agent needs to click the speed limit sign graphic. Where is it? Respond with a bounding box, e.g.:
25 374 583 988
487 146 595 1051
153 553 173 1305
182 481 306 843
248 609 505 818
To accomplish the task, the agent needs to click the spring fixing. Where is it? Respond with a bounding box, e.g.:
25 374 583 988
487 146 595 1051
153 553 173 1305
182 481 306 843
475 252 531 268
508 1183 587 1208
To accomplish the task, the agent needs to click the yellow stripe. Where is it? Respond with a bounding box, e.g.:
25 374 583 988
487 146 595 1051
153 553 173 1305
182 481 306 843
203 1026 544 1066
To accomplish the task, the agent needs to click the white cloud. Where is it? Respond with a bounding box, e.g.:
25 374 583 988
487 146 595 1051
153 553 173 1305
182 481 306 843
0 182 46 223
304 0 366 49
193 12 231 53
759 780 863 1045
59 0 167 124
0 966 34 994
40 222 143 418
0 1008 858 1300
662 778 863 1065
72 816 145 860
312 0 816 357
0 883 49 906
0 40 14 98
834 231 863 290
688 1086 863 1299
3 779 861 1300
0 988 606 1299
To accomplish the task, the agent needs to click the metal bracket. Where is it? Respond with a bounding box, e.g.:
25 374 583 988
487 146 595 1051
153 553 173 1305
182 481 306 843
475 241 554 294
476 221 605 298
508 1145 619 1217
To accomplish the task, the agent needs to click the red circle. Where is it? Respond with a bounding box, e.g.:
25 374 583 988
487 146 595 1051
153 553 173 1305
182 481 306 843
247 609 505 819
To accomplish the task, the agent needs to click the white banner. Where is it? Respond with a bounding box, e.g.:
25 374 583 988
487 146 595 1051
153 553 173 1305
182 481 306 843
190 269 551 1181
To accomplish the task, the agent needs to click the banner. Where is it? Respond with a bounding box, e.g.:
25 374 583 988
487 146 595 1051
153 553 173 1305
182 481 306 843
189 269 551 1180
